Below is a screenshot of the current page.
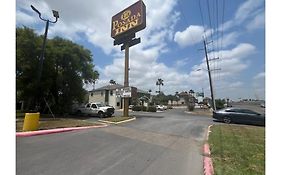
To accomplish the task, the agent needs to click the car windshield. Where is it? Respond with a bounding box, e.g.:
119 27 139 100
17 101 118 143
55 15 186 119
96 103 104 107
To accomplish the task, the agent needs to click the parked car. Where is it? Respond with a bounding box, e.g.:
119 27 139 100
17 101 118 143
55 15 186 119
213 108 265 126
75 103 114 117
156 105 164 111
129 105 134 110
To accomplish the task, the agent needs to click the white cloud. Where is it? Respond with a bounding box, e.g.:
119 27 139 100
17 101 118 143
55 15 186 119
235 0 264 22
174 57 189 68
254 72 265 80
252 72 265 100
213 32 240 49
247 12 265 30
174 25 212 47
185 43 256 98
219 0 264 32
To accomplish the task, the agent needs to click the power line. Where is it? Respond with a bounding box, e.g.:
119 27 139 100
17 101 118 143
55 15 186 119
198 0 207 38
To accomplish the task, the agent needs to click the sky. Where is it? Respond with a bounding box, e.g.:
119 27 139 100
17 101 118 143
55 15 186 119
15 0 265 101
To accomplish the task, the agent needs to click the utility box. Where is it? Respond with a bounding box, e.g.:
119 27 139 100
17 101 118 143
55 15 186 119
22 113 40 131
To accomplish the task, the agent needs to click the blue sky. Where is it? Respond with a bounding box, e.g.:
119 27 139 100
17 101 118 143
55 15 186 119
16 0 265 100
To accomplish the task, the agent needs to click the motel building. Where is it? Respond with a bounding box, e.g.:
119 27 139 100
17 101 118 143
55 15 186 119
88 83 150 109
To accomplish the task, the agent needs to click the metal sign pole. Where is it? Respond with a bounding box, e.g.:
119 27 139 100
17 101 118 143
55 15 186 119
123 43 130 117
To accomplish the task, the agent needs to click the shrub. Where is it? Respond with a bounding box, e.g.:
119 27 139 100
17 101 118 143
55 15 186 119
188 104 195 111
132 105 142 111
215 99 226 109
147 106 157 112
141 106 147 111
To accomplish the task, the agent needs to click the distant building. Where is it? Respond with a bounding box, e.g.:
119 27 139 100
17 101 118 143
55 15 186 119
88 84 150 109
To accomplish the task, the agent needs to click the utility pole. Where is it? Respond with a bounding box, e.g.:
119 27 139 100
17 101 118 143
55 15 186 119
203 38 217 111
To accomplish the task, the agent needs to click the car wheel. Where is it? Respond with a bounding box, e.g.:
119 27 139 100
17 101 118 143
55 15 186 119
98 111 105 118
223 117 231 124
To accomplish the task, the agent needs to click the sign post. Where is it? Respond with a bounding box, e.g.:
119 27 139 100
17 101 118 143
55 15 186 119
111 0 146 117
124 43 130 117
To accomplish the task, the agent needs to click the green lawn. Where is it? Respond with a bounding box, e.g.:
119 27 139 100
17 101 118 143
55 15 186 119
16 118 103 132
208 125 265 175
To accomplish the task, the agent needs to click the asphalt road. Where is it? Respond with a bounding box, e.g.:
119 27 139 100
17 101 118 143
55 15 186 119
17 108 214 175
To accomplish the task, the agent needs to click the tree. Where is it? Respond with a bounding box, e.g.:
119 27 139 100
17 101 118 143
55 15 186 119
152 92 169 105
16 27 42 109
189 89 195 96
156 78 164 94
16 27 99 113
109 79 116 85
175 92 179 105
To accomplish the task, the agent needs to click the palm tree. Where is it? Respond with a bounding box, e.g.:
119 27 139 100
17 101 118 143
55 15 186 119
189 89 195 96
109 79 116 85
156 78 164 94
175 91 179 106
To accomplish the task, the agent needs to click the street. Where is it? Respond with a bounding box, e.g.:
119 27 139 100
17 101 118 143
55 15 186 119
17 108 214 175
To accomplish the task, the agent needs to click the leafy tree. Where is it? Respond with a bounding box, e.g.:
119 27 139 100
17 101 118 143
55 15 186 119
16 27 99 113
152 92 169 105
16 27 42 109
215 99 226 110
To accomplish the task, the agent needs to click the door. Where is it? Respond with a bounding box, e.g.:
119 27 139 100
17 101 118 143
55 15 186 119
84 103 91 114
90 104 98 115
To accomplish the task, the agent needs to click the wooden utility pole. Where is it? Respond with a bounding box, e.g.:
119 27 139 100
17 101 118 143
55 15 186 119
203 38 217 111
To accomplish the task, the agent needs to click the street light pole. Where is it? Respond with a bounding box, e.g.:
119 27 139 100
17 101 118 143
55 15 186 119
37 20 49 84
31 5 59 111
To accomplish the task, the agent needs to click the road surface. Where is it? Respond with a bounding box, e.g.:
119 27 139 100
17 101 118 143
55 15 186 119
17 108 214 175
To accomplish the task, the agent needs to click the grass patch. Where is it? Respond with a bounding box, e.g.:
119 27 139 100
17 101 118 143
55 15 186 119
208 125 265 175
16 118 102 132
186 108 212 116
100 116 134 123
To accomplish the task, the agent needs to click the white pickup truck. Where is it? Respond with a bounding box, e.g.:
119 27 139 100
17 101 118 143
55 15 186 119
75 103 115 117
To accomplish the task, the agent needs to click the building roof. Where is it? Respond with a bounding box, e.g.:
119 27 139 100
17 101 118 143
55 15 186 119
90 84 124 92
178 92 189 96
137 89 150 94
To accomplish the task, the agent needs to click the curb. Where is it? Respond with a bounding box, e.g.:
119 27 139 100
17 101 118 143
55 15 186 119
98 117 136 125
16 124 108 137
203 125 214 175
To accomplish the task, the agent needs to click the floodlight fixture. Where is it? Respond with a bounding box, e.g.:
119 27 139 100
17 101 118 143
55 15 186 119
52 10 59 18
31 5 41 17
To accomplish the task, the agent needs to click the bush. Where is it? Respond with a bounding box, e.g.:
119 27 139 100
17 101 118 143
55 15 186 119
141 106 147 111
188 104 195 111
147 106 157 112
216 99 226 110
132 105 142 111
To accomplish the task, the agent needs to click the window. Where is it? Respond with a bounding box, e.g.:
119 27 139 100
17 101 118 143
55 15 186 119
110 90 113 96
86 104 91 108
101 91 104 96
91 93 93 96
91 104 97 108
